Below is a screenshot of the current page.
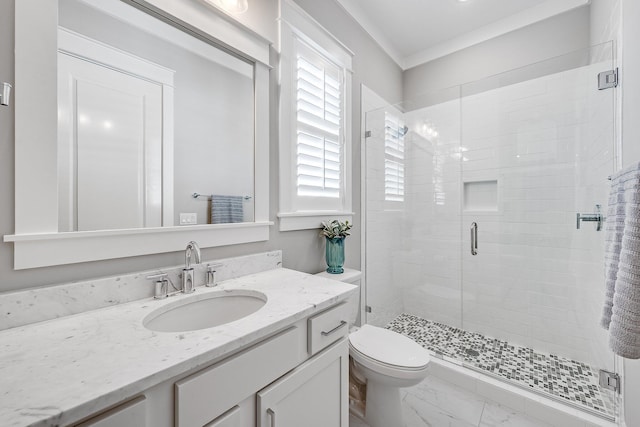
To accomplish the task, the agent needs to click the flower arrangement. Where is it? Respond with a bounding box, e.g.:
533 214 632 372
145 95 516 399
320 219 352 239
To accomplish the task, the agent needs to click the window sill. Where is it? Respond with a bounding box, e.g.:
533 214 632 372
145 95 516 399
277 211 354 232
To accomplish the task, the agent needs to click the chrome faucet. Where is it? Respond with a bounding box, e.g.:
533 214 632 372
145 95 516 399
182 241 201 293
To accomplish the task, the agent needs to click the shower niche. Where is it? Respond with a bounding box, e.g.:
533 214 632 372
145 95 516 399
463 180 498 212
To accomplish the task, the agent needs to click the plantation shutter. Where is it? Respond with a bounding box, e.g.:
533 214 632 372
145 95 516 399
385 113 405 202
295 41 343 199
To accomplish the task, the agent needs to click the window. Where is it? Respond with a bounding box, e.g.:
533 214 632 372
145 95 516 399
278 0 353 231
384 113 405 202
296 42 342 199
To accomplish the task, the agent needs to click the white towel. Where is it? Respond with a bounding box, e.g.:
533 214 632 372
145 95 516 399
601 161 640 359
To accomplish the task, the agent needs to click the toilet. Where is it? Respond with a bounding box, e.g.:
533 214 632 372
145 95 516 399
315 269 430 427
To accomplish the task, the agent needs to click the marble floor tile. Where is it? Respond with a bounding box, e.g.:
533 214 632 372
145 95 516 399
404 375 486 426
349 414 369 427
349 375 568 427
403 394 479 427
349 375 484 427
479 402 553 427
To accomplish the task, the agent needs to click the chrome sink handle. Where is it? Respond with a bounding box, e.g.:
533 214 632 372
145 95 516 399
206 263 224 287
146 273 169 299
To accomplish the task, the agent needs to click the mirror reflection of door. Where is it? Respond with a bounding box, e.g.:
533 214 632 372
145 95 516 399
57 31 172 232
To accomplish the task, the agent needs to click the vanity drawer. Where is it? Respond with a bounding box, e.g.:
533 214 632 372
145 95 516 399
75 396 146 427
308 302 349 355
175 327 301 427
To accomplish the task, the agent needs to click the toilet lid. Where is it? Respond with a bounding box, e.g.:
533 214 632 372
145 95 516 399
349 325 429 369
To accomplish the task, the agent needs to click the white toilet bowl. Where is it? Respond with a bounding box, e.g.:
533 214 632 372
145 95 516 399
313 269 430 427
349 324 430 427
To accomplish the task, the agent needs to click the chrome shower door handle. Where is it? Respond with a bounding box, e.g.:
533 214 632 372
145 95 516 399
470 222 478 256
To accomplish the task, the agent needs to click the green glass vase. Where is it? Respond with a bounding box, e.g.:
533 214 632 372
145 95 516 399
325 236 345 274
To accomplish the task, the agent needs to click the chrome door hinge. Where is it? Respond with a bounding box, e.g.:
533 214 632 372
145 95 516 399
364 130 372 138
599 370 621 393
598 69 618 90
0 82 11 106
365 305 372 313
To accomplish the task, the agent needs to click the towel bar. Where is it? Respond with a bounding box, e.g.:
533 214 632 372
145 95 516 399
192 193 251 200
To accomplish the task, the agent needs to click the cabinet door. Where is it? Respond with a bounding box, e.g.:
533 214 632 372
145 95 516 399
203 406 241 427
257 339 348 427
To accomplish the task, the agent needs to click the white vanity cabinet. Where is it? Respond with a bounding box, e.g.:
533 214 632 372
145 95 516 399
0 265 358 427
170 302 350 427
175 327 304 427
52 298 352 427
256 339 349 427
256 302 350 427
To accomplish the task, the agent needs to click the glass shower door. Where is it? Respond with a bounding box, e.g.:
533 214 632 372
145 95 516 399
459 43 619 421
363 87 463 330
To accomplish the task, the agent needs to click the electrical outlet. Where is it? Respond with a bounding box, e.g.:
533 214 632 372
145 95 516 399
179 213 197 225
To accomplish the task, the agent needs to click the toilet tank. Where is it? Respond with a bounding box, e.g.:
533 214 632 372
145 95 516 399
314 269 362 327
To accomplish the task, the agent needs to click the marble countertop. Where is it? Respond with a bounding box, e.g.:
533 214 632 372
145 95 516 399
0 268 356 427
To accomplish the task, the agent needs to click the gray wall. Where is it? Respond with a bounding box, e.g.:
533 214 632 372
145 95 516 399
403 7 591 101
0 0 402 292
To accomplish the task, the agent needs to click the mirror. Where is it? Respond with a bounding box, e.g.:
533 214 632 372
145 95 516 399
9 0 271 269
58 0 255 231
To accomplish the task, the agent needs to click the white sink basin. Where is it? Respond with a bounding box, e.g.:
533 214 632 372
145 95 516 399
143 290 267 332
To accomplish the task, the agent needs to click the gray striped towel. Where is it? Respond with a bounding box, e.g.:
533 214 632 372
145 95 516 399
211 195 244 224
601 161 640 359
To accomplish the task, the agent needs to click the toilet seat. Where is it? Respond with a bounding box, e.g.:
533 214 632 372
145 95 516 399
349 325 429 379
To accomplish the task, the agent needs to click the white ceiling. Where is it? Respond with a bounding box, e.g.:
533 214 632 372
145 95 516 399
335 0 590 70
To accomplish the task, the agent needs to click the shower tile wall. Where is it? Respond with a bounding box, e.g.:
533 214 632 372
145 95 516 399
366 59 614 370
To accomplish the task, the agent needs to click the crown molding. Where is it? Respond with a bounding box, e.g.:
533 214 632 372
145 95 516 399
334 0 405 68
404 0 590 70
336 0 590 71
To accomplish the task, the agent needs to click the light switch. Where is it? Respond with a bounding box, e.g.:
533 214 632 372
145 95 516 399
179 213 197 225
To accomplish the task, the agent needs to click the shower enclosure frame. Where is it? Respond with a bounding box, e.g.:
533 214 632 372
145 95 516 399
361 41 623 424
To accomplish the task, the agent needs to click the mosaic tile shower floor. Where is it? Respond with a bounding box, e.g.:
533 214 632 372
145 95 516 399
386 313 616 419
